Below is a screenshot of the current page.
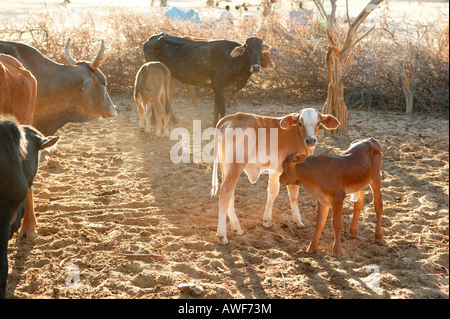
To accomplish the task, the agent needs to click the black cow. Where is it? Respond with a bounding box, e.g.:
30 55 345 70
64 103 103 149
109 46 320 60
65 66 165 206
0 116 59 299
143 33 271 125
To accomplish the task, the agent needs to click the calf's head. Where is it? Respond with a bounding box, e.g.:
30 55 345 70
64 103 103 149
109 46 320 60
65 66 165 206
279 108 339 154
279 152 307 186
230 37 271 73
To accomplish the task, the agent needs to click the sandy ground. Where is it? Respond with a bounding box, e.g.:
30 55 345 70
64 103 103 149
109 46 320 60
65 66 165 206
5 91 449 299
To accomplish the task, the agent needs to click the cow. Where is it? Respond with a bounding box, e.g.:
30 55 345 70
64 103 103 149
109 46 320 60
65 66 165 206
211 108 340 245
0 115 59 298
143 33 272 125
172 49 273 109
0 38 116 136
134 62 171 137
0 54 39 240
279 138 384 256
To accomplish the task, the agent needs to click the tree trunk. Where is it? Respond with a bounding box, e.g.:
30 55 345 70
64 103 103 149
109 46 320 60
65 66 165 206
322 45 352 135
313 0 383 135
399 59 418 114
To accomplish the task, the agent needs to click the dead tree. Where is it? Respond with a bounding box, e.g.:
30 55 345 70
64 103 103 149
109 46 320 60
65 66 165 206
313 0 383 135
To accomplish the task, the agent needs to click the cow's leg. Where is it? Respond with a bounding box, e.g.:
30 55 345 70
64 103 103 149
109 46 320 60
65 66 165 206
331 200 344 256
18 189 37 240
227 190 243 235
262 171 281 228
0 223 9 299
186 85 199 108
161 92 171 137
213 88 226 126
307 202 329 254
349 190 365 239
286 184 305 228
152 94 163 137
217 164 243 245
370 178 384 243
144 98 152 133
135 95 146 131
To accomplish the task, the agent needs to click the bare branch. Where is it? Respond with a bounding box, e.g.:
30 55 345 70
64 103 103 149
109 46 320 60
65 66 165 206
341 24 375 57
312 0 328 21
341 0 383 53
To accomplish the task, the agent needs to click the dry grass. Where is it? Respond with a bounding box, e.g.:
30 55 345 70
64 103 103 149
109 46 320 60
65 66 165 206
1 6 448 116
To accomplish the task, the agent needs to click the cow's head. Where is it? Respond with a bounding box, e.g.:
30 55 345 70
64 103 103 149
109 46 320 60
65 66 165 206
279 108 340 154
64 38 116 119
230 37 271 73
9 125 59 239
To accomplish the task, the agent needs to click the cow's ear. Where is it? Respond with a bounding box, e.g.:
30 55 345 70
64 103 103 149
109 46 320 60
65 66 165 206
261 52 274 69
291 153 307 164
230 46 246 58
280 113 300 130
318 113 340 130
39 136 59 150
262 44 271 53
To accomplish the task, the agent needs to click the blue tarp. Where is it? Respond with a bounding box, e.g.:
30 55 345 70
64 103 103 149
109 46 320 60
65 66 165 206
165 7 201 24
289 9 313 26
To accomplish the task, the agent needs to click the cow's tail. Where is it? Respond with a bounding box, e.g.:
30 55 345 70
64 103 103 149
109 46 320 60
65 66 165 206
211 126 221 197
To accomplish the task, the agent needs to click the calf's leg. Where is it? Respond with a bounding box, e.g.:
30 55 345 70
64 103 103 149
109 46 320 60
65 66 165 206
286 185 305 228
227 190 243 235
370 178 383 243
331 201 344 256
262 172 281 228
217 164 243 245
307 202 329 254
135 95 146 131
349 190 365 239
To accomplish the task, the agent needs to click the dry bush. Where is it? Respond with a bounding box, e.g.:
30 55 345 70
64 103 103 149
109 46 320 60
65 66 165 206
1 6 448 116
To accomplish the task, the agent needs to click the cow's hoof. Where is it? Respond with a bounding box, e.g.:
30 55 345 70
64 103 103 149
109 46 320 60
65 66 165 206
306 245 316 255
294 221 306 229
217 236 228 245
19 229 37 241
233 229 244 236
262 219 272 228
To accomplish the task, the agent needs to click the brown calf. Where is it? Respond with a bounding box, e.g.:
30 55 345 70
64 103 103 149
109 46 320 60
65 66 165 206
279 138 383 256
0 53 40 239
134 61 171 137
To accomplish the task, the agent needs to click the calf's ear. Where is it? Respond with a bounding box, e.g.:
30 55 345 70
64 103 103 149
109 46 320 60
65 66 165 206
280 113 300 130
39 136 60 150
230 45 246 58
291 153 307 164
318 113 340 129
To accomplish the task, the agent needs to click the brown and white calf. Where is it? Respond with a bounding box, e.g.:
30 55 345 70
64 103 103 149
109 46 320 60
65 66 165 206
279 138 384 256
211 108 339 245
134 61 171 137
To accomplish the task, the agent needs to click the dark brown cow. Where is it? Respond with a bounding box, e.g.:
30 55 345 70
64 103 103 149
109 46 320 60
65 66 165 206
0 116 58 298
144 33 271 125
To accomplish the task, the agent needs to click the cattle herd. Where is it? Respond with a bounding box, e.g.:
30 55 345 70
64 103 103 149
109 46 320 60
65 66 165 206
0 33 384 299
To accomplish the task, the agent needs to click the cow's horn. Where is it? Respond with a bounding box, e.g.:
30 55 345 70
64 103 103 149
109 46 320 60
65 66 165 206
89 40 105 70
64 38 78 65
